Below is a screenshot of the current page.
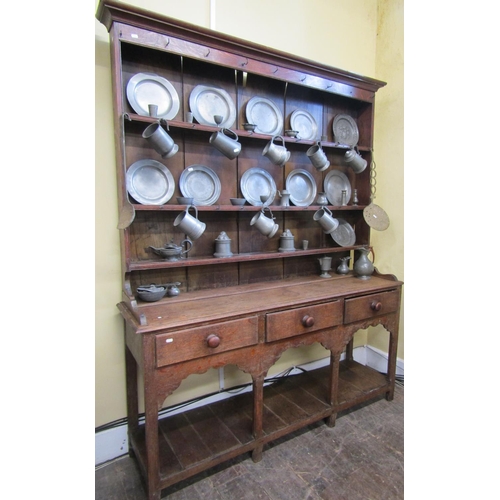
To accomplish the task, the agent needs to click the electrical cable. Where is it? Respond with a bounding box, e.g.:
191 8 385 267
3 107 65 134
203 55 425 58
95 365 308 434
96 366 402 433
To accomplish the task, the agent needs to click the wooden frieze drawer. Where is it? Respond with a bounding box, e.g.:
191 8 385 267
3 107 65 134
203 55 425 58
156 316 259 367
344 290 400 324
266 300 343 342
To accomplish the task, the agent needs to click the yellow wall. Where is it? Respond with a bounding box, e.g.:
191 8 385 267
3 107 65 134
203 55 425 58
370 0 404 357
95 0 404 427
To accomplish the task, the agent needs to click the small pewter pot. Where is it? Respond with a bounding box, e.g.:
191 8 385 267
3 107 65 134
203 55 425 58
214 231 233 258
166 282 181 297
278 229 295 252
315 192 328 206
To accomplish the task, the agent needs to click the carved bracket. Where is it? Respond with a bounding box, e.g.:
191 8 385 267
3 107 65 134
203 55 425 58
154 347 267 408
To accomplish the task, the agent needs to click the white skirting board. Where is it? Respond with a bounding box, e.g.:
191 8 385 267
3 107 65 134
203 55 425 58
95 345 404 466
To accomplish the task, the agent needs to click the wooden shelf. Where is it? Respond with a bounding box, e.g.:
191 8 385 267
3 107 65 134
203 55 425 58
129 362 389 490
132 204 367 212
128 246 362 271
124 114 372 151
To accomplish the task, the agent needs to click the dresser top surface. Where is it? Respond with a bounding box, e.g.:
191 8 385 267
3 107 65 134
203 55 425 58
119 274 402 333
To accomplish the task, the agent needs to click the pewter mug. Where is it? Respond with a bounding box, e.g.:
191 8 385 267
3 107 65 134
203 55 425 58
313 206 339 234
262 135 290 166
344 149 367 173
209 128 241 159
173 205 206 240
250 207 279 238
307 142 330 171
142 121 179 158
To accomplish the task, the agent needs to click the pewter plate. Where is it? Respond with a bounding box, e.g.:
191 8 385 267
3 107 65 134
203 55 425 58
240 168 277 206
330 218 356 247
286 169 317 207
245 96 283 135
189 85 236 128
126 72 180 119
290 109 318 141
324 170 351 206
179 165 221 206
126 159 175 205
332 114 359 147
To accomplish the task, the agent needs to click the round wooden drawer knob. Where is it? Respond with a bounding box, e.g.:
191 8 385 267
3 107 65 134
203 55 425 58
206 334 221 348
371 301 382 312
302 315 315 328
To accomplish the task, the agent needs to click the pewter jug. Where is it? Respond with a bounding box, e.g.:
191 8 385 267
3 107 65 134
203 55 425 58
209 128 241 159
250 207 279 238
354 247 374 279
262 135 290 166
336 256 350 275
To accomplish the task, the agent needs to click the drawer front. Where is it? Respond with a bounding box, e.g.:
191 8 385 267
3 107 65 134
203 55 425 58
156 316 259 367
266 300 343 342
344 289 400 324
